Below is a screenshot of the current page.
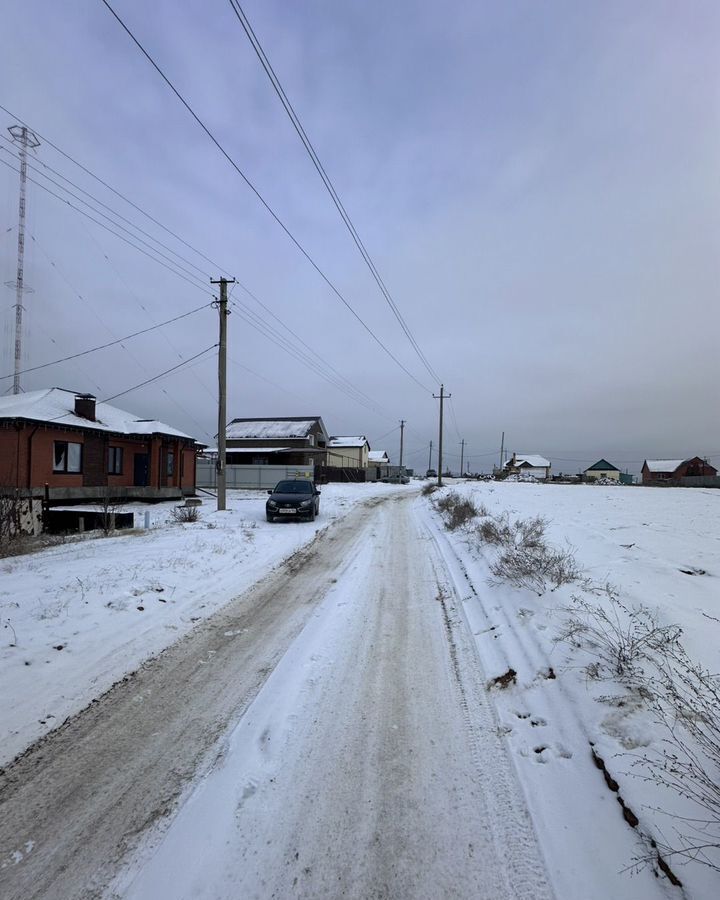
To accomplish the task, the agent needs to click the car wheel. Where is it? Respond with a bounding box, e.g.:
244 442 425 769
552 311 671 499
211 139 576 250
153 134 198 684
266 515 274 523
308 508 316 522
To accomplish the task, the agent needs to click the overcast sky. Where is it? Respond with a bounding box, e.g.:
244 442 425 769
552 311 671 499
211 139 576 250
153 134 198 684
1 0 718 473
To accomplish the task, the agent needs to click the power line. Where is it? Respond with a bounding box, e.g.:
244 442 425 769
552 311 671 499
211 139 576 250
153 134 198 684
27 230 217 441
102 343 217 402
0 303 210 380
229 298 393 419
230 291 395 418
226 0 442 386
0 100 229 277
1 152 402 425
99 0 433 394
1 140 213 290
0 155 213 296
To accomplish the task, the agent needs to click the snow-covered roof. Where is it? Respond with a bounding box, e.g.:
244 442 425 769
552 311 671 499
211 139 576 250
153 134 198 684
328 435 368 448
368 450 389 463
0 388 194 440
509 454 550 469
226 418 318 440
227 446 292 453
643 459 684 473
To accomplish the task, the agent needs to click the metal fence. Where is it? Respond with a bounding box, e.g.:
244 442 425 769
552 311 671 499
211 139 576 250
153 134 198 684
196 459 313 490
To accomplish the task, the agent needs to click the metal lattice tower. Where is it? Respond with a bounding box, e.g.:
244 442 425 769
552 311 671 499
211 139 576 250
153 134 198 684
7 125 40 394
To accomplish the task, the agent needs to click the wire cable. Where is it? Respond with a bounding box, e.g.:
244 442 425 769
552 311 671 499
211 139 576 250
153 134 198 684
101 343 217 402
226 0 442 386
0 303 210 380
0 155 213 296
99 0 433 394
0 100 230 277
1 140 213 290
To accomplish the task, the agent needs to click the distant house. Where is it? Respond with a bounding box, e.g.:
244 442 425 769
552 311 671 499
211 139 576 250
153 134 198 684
641 457 717 486
327 435 370 469
504 453 551 480
584 459 620 481
367 449 390 481
225 416 329 467
0 388 198 503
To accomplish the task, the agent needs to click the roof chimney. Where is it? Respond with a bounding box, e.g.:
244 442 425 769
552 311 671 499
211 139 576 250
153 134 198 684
74 393 96 421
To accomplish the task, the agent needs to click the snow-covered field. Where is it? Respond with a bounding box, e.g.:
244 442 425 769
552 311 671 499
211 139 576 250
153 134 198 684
427 481 719 898
2 479 718 898
0 482 408 765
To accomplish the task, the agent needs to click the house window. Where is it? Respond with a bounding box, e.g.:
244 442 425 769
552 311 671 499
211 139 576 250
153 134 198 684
108 446 123 475
252 456 268 465
166 450 175 476
308 434 315 446
53 441 82 473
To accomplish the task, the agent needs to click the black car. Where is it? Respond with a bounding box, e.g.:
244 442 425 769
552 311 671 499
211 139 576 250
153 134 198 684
266 479 321 522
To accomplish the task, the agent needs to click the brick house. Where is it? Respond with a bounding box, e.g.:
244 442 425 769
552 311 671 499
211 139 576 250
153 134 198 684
641 457 717 486
0 388 199 503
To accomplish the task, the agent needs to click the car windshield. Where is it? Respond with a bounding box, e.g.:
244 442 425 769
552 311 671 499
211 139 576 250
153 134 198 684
273 480 312 494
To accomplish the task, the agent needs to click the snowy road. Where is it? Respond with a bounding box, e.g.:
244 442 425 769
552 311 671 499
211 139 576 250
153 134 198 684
1 492 553 899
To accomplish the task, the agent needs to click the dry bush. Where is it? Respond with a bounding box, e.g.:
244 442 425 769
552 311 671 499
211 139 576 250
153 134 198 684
171 505 200 524
0 492 27 545
633 646 720 873
477 512 578 595
476 513 513 546
555 589 683 681
434 491 478 530
490 543 581 594
514 515 547 549
421 482 438 497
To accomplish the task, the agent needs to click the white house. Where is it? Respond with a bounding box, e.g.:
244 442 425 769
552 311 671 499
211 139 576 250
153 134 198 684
367 449 390 481
326 435 370 469
504 453 551 480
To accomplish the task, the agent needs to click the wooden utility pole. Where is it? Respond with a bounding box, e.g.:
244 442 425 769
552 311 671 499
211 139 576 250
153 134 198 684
499 430 505 472
211 277 234 511
460 439 465 477
433 384 451 487
428 440 433 473
399 420 405 468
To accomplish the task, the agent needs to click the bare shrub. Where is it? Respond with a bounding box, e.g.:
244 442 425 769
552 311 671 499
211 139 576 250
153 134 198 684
0 491 29 545
632 646 720 873
434 491 478 530
421 482 438 497
555 589 683 681
514 515 547 549
556 589 719 872
482 512 580 594
490 543 581 594
476 513 513 546
99 488 126 535
171 505 200 524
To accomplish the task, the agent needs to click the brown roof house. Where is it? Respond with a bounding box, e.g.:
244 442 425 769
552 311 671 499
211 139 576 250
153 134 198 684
0 388 199 501
641 457 717 486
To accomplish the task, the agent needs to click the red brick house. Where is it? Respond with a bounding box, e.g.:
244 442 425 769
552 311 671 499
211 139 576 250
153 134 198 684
641 457 717 486
0 388 199 503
